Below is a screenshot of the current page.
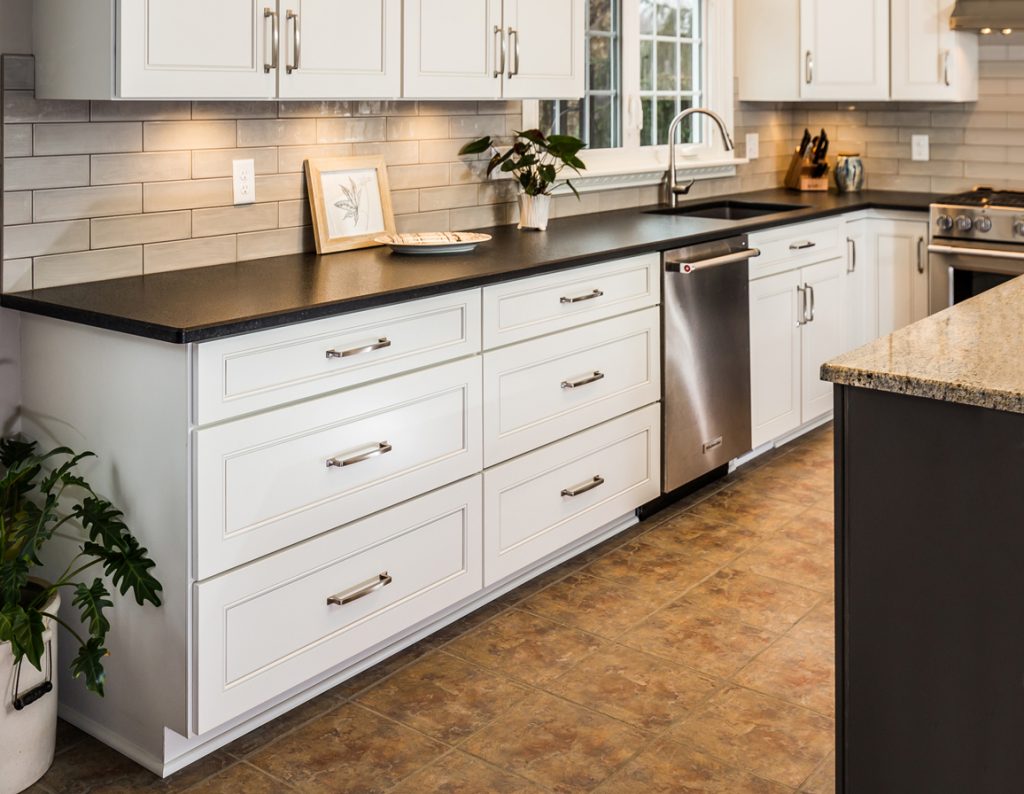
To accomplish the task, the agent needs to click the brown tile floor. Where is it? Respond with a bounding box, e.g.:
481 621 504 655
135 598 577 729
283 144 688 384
31 424 836 794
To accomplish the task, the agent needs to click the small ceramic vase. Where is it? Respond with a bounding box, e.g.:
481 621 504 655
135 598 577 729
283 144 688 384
835 154 865 193
517 193 552 231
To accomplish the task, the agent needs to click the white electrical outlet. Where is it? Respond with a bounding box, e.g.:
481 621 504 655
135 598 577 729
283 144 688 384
911 134 930 162
745 132 759 160
232 159 256 205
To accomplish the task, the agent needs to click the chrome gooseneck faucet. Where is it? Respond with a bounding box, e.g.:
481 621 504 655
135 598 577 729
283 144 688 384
666 108 735 207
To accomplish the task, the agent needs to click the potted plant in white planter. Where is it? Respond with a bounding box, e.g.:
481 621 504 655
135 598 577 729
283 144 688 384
0 438 162 794
458 129 587 231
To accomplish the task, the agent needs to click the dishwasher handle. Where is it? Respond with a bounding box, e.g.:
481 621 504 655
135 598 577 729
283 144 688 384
665 247 761 274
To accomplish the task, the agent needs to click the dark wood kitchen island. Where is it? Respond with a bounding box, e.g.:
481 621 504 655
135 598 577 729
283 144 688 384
822 277 1024 793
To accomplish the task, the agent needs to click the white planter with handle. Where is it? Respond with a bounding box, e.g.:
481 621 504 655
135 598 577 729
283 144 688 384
0 590 59 794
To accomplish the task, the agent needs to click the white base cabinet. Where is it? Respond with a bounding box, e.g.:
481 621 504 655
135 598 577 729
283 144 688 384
872 218 930 336
17 254 660 775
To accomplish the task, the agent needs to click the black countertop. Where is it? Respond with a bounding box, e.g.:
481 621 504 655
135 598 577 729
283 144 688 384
1 189 935 343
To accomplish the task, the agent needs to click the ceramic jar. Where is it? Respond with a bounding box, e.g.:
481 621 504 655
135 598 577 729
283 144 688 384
835 154 865 193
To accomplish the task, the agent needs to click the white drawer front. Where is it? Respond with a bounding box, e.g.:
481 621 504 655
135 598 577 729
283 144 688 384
482 254 660 349
749 219 843 280
483 405 660 586
194 477 482 734
195 290 481 424
483 307 660 466
195 357 482 578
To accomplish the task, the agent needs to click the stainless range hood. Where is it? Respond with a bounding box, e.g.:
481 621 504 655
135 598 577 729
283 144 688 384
951 0 1024 32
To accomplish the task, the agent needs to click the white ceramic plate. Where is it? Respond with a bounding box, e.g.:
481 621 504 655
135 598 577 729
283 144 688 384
375 232 492 255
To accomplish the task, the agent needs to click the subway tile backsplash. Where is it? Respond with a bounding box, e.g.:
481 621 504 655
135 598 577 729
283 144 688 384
1 52 790 290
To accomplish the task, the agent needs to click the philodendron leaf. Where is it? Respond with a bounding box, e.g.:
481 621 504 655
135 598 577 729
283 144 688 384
547 134 586 156
457 136 493 155
0 603 45 670
84 534 162 607
70 637 108 696
73 578 112 638
566 179 581 200
0 558 30 607
516 129 547 145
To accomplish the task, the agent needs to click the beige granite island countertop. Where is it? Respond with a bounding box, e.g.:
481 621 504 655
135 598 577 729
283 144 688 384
821 276 1024 415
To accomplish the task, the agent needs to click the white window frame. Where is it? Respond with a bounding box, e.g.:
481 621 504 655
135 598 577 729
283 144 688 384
523 0 743 192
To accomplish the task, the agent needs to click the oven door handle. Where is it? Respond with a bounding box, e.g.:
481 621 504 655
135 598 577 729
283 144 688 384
928 243 1024 262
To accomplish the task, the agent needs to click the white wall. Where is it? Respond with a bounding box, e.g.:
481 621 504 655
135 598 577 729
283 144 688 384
0 0 33 53
1 0 32 433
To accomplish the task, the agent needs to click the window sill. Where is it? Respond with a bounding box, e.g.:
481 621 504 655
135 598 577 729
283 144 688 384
546 155 749 195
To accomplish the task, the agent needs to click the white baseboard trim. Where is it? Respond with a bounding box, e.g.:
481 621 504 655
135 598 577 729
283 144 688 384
731 412 834 471
78 510 639 777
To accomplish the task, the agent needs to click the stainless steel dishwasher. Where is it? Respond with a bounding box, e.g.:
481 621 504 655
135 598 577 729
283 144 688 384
662 234 759 492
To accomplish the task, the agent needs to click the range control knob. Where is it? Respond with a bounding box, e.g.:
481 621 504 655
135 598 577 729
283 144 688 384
955 215 974 232
975 215 993 233
935 214 954 232
1014 220 1024 237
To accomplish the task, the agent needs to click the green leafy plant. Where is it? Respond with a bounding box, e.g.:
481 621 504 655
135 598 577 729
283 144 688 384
0 437 162 696
458 129 587 198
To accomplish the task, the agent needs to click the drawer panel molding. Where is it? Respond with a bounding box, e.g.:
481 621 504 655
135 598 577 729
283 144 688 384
195 290 482 424
195 357 482 578
483 405 661 585
482 254 660 349
194 477 483 733
483 306 660 466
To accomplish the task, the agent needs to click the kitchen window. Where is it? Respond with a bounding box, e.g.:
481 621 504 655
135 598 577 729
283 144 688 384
525 0 738 188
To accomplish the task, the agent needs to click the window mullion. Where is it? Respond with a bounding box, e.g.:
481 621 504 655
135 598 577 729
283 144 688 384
620 0 641 150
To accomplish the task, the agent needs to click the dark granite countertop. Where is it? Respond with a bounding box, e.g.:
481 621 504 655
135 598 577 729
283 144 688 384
1 188 935 343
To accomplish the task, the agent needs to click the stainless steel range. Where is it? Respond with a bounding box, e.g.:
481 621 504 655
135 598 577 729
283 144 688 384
929 187 1024 311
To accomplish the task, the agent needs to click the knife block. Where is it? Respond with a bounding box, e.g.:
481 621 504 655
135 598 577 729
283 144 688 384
784 151 830 192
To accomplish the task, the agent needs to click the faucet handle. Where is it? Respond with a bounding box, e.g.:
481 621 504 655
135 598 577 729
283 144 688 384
671 179 696 196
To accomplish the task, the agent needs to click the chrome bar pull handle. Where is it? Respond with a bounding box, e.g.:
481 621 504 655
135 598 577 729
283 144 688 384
943 49 951 86
805 51 814 84
327 572 392 606
561 475 605 498
790 240 816 251
807 284 816 322
508 27 520 77
917 237 925 274
561 371 605 390
286 10 300 73
847 237 857 273
326 337 392 359
264 7 280 73
796 285 806 327
494 26 506 78
326 442 392 469
560 289 604 304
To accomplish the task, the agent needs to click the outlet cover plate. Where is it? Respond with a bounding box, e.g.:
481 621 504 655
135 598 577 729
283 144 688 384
911 135 930 162
745 132 759 160
233 159 256 205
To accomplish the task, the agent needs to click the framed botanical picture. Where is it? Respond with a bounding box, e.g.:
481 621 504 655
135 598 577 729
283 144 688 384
305 156 396 254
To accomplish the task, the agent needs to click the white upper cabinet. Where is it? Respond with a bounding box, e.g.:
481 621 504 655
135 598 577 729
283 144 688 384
118 0 277 99
404 0 504 98
404 0 584 99
277 0 402 98
737 0 978 102
891 0 978 101
800 0 890 100
501 0 586 99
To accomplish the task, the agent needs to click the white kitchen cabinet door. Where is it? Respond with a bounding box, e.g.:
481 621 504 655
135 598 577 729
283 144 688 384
800 0 890 100
842 219 875 352
800 257 845 423
277 0 402 98
404 0 503 98
118 0 277 99
502 0 586 99
874 219 929 336
891 0 978 102
750 270 802 448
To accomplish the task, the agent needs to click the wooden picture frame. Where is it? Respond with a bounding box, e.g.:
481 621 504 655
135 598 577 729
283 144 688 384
304 156 395 254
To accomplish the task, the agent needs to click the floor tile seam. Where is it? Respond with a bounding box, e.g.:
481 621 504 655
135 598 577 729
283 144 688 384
682 562 826 609
344 699 461 754
380 745 554 793
577 550 732 606
726 673 838 722
636 733 802 792
796 748 836 794
185 760 298 792
223 693 351 761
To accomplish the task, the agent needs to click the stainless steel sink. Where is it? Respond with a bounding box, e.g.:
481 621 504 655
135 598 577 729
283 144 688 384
646 200 808 220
